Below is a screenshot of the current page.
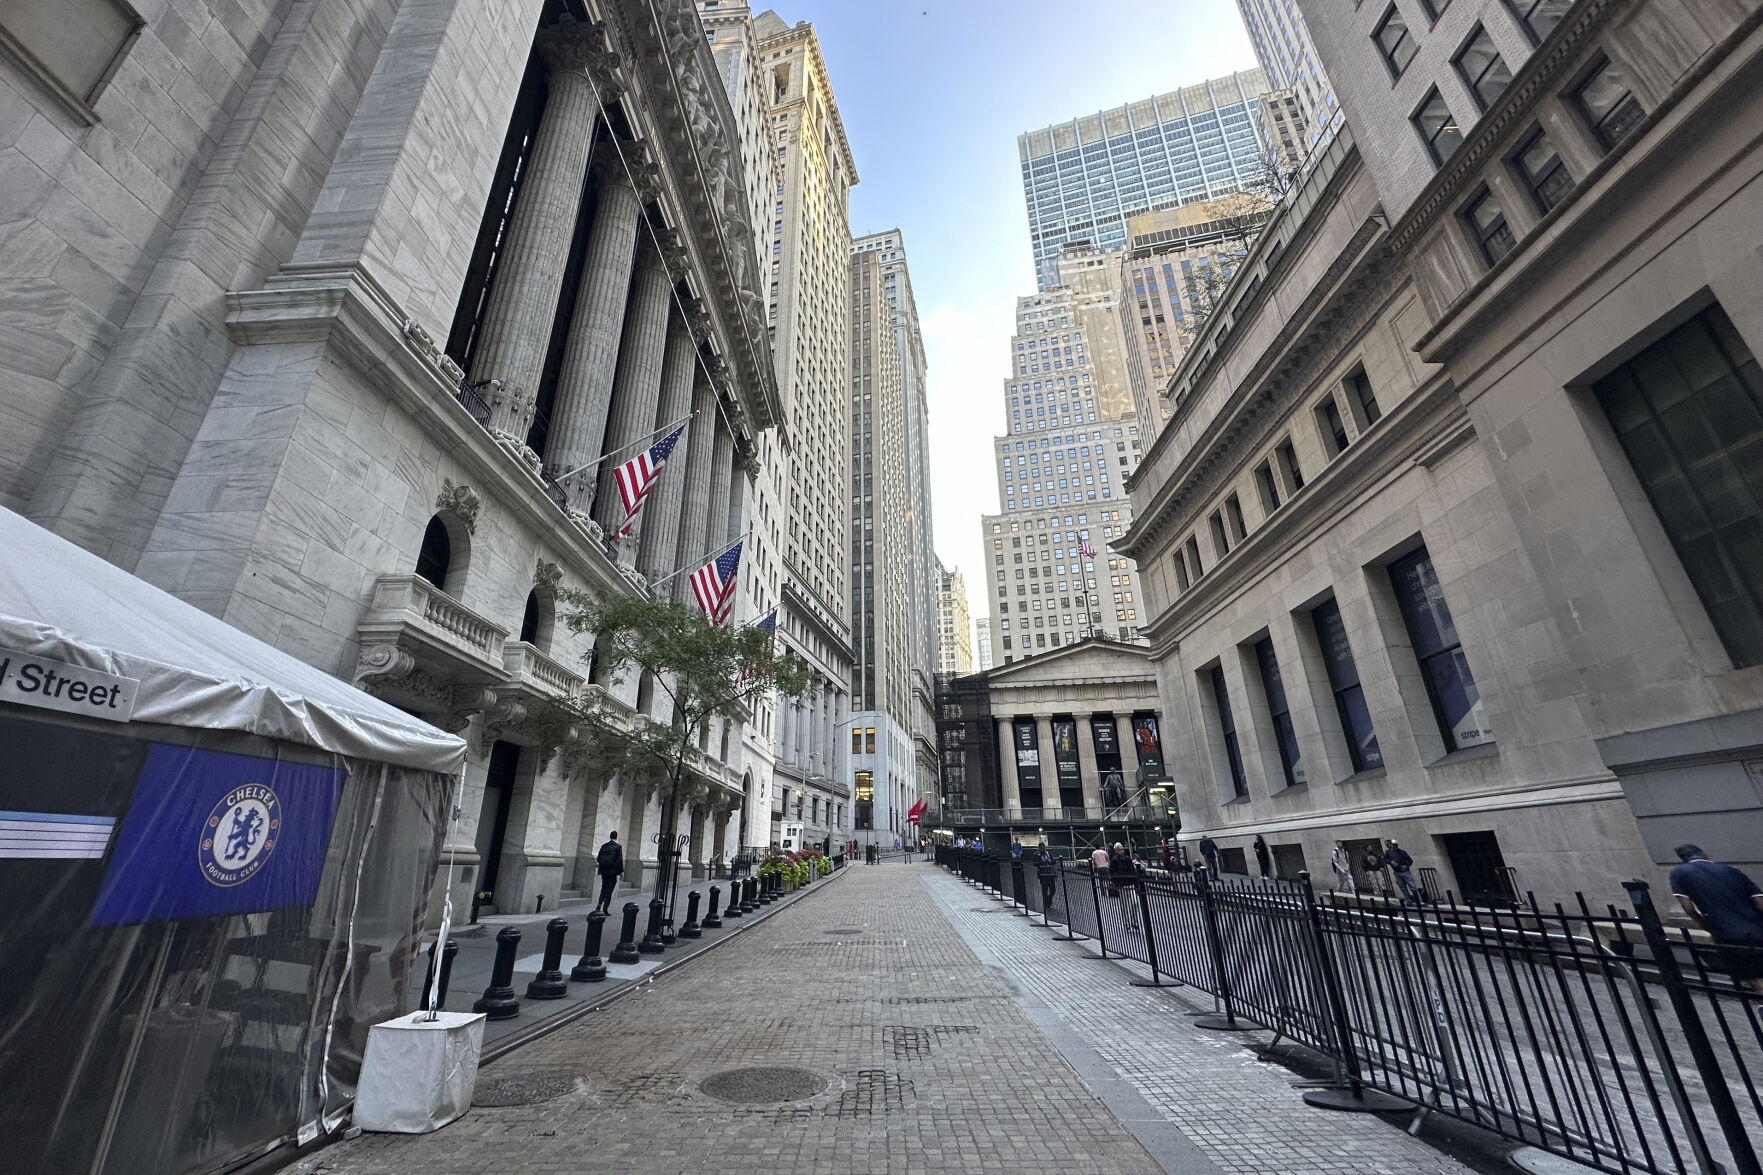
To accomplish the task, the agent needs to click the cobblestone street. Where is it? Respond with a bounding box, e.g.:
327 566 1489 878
307 863 1476 1175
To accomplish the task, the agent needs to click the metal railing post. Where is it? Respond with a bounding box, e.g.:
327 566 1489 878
1190 866 1244 1030
1130 879 1173 988
1625 880 1763 1175
1089 865 1110 959
1052 863 1079 941
1295 871 1411 1112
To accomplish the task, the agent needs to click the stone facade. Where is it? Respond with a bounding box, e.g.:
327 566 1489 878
1123 0 1763 904
0 0 797 919
937 562 973 677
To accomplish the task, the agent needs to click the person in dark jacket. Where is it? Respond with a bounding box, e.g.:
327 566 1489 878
1108 842 1142 932
1034 844 1059 911
1385 840 1424 905
1253 834 1272 878
1671 844 1763 992
593 832 624 914
1198 835 1219 874
1361 843 1388 897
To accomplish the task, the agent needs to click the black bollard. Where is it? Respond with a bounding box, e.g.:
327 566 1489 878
570 910 608 983
681 890 703 938
639 894 667 953
609 901 642 964
759 874 776 904
702 885 724 929
472 926 522 1020
525 917 570 999
724 881 744 919
748 876 762 909
419 938 459 1011
736 877 752 912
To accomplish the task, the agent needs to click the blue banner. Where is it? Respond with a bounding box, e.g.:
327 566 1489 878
89 745 345 926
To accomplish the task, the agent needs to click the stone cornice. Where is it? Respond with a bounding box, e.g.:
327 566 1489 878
605 0 781 439
226 263 631 602
780 580 854 665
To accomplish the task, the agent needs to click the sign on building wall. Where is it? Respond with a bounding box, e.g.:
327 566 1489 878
1132 713 1166 780
1091 715 1126 809
1012 718 1043 808
1050 716 1083 810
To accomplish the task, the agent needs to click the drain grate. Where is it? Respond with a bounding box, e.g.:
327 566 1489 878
833 1069 913 1117
882 1025 932 1059
471 1070 581 1107
824 928 865 936
699 1066 826 1104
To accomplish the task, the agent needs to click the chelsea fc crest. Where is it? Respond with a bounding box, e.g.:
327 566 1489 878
200 784 281 887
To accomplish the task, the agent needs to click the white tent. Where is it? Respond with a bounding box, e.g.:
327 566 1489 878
0 506 464 773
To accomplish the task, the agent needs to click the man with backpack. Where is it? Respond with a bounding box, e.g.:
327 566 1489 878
1385 839 1424 905
594 831 624 914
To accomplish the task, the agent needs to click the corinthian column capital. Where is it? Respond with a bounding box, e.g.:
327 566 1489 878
538 17 622 92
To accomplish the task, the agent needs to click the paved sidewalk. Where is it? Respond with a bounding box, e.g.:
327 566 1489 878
925 868 1474 1175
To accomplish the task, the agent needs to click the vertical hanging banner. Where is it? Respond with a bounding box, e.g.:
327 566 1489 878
1012 718 1043 808
89 745 345 926
1131 713 1166 779
1091 715 1125 809
1050 717 1083 810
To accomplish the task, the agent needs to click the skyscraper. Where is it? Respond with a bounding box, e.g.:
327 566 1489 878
938 563 974 676
974 621 994 672
1234 0 1338 148
1018 70 1272 290
981 249 1149 666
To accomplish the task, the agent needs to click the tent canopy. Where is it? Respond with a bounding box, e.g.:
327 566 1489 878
0 507 465 774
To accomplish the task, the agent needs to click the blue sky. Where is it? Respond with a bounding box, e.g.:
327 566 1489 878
787 0 1260 631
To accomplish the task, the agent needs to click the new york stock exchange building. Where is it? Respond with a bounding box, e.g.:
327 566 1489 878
0 0 782 919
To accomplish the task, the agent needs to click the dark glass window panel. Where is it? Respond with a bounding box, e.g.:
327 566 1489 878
1456 28 1513 110
1390 547 1492 750
1577 58 1646 150
1312 600 1382 771
1516 129 1573 212
1313 600 1363 688
1255 638 1305 787
1338 684 1385 771
1415 91 1464 164
1464 189 1516 264
1321 398 1350 453
1376 7 1417 73
1516 0 1573 42
1212 666 1248 796
415 517 451 588
1594 307 1763 667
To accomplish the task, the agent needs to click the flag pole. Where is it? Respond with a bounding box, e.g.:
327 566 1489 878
647 531 744 592
547 411 695 485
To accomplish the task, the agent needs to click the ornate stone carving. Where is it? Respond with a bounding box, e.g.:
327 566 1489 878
537 17 621 86
444 684 500 734
478 694 529 755
354 642 415 688
435 479 481 534
402 318 466 386
533 558 563 593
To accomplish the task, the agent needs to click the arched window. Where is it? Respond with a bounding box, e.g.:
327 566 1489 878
518 589 554 651
415 517 451 588
636 669 655 716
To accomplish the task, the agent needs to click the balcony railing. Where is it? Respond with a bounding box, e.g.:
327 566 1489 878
356 574 507 680
501 640 582 701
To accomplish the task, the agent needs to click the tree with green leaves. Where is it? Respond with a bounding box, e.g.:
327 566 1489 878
545 589 816 948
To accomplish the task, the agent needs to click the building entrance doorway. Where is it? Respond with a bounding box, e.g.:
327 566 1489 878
1440 830 1515 905
474 740 521 911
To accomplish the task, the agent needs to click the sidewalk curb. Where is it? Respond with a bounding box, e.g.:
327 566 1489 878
479 866 851 1065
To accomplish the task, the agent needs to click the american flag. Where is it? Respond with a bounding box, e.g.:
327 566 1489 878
611 423 685 537
690 540 743 627
1079 537 1098 559
735 608 778 686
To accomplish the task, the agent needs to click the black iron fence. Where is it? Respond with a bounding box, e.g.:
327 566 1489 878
931 846 1762 1175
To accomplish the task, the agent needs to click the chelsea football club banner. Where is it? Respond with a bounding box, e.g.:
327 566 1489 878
88 745 345 926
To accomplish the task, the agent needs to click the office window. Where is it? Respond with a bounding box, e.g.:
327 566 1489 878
1375 6 1418 76
1255 638 1305 788
1420 0 1452 17
1225 494 1248 543
1575 56 1646 151
1510 0 1573 43
1210 511 1231 559
1593 307 1763 667
1173 548 1192 591
1317 396 1351 457
1255 460 1282 515
1345 367 1382 428
865 727 876 754
1454 26 1513 111
1211 667 1249 798
1277 439 1305 492
1513 128 1574 213
1185 535 1205 581
1311 599 1384 772
1389 547 1494 750
1414 89 1464 166
1462 187 1517 265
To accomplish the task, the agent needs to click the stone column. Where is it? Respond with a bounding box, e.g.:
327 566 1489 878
1036 714 1059 820
708 412 735 555
467 25 605 437
998 716 1022 817
671 374 718 601
637 316 700 579
544 157 642 509
594 239 675 541
1075 711 1103 816
725 450 749 548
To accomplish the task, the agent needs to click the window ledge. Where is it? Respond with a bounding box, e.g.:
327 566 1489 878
1222 794 1254 807
1425 742 1500 769
0 27 100 126
1336 767 1388 786
1269 782 1309 798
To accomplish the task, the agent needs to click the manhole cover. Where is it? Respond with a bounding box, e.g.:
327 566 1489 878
700 1066 826 1104
825 928 864 936
471 1070 580 1107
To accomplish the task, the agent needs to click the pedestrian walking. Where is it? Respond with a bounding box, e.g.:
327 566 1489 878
1330 844 1357 896
593 831 624 914
1670 844 1763 993
1360 842 1388 897
1109 842 1142 931
1035 843 1058 912
1198 834 1219 874
1253 834 1271 878
1385 840 1424 905
1159 840 1176 873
